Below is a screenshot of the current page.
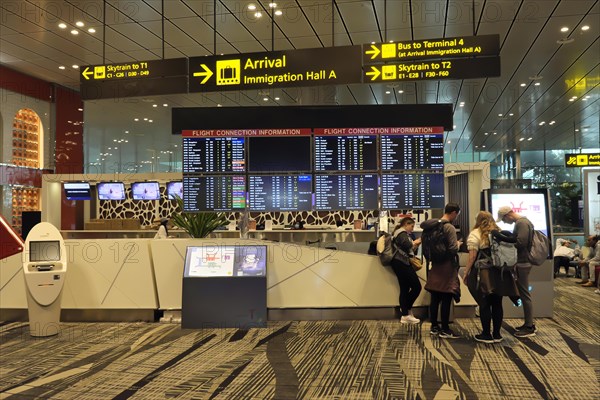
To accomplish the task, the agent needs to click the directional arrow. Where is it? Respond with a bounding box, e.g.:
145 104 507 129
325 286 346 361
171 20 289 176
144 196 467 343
365 45 381 60
82 67 93 80
365 66 381 81
193 64 213 84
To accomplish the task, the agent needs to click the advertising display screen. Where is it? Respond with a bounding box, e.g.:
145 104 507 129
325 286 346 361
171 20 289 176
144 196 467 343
381 173 445 209
248 136 311 172
182 136 245 173
381 134 444 170
131 182 160 200
314 135 377 171
29 241 60 262
314 174 378 210
488 189 551 236
63 182 91 200
248 175 312 211
97 182 126 200
183 175 246 212
166 181 183 200
184 245 267 277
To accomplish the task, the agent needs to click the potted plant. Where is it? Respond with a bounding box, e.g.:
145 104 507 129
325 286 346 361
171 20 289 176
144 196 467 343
170 196 228 238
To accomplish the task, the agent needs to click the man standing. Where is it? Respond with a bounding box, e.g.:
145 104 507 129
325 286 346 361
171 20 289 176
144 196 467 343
497 206 536 338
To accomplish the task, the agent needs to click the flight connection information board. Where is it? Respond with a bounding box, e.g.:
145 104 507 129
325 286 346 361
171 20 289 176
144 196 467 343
182 135 245 173
183 175 246 211
315 174 378 210
248 175 312 211
381 133 444 170
381 173 445 209
314 133 377 171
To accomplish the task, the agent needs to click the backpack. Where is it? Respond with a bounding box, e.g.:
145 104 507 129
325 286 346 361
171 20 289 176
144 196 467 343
376 232 398 266
421 220 449 263
528 230 550 266
488 233 517 268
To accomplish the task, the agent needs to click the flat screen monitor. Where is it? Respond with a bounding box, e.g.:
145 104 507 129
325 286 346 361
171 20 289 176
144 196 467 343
314 135 377 171
29 240 60 262
183 175 246 212
184 245 267 277
182 137 245 173
97 182 126 200
381 134 444 170
381 173 445 209
248 136 311 172
488 189 551 237
131 181 160 200
248 175 313 211
63 182 91 200
314 174 378 210
167 181 183 200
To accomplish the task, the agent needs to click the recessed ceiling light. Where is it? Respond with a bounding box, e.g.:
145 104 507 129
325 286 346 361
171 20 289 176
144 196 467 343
163 103 168 107
275 97 280 100
513 148 517 151
569 98 575 102
143 118 148 121
534 82 541 86
134 118 139 121
575 129 579 132
77 108 83 111
152 104 157 107
269 2 277 8
520 83 526 87
58 65 65 70
58 23 67 29
274 10 283 16
560 27 569 32
519 138 525 141
582 97 588 101
72 64 79 69
581 25 590 31
509 113 514 116
148 119 153 123
447 140 451 144
255 11 262 17
475 145 479 148
453 125 457 129
549 121 555 125
75 21 84 27
70 29 79 35
217 104 222 107
88 28 96 33
385 90 390 94
493 132 497 135
125 130 129 133
484 132 489 135
398 90 403 94
482 145 486 148
248 4 256 10
539 121 545 125
371 41 375 44
263 97 269 101
498 113 503 117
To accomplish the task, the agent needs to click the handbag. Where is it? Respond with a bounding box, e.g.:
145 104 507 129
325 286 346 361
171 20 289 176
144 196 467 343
409 257 423 271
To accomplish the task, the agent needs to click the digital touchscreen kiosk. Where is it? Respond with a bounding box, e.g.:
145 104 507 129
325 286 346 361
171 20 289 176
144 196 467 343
488 189 552 236
97 182 126 200
63 182 91 200
248 136 311 172
184 245 267 277
29 240 60 262
166 181 183 200
131 181 160 200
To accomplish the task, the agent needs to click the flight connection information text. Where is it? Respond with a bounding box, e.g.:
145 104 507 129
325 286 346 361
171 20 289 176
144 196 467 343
381 174 444 209
183 175 246 211
315 174 378 210
182 137 245 173
380 134 444 170
248 175 312 211
314 135 377 171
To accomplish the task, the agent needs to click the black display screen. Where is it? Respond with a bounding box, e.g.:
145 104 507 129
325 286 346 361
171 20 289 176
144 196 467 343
183 175 246 212
248 136 311 172
182 137 245 173
64 182 91 200
381 134 444 170
248 175 312 211
314 174 378 210
381 173 445 209
314 135 377 171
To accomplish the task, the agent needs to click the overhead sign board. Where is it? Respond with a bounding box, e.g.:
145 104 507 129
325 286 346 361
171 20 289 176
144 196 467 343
364 57 500 83
80 58 187 100
188 46 362 93
363 34 499 63
565 153 600 167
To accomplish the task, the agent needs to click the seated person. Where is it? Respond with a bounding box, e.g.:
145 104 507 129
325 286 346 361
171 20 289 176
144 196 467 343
553 238 580 277
577 235 600 287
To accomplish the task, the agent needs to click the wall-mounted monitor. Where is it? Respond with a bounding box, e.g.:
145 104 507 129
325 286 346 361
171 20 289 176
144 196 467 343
314 135 377 171
248 136 311 172
248 175 312 211
131 181 160 200
184 245 267 277
314 174 378 210
487 188 552 237
63 182 91 200
182 137 245 173
381 173 445 209
381 133 444 170
29 240 60 262
183 175 246 212
97 182 126 200
167 181 183 200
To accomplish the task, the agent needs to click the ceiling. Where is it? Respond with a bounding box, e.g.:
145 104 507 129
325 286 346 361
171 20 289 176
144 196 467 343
1 0 599 171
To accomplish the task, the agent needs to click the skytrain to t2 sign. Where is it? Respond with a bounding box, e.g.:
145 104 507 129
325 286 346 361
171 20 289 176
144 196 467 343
188 46 362 92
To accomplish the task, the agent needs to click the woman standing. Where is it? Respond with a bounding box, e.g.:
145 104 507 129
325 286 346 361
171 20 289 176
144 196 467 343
463 211 519 343
391 217 422 324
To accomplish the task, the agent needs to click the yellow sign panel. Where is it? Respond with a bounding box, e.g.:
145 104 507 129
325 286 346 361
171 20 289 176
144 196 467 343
216 60 241 85
565 153 600 167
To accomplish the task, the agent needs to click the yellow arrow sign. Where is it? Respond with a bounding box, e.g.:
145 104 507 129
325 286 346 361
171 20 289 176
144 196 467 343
366 66 381 81
82 67 93 80
193 64 213 84
365 45 381 60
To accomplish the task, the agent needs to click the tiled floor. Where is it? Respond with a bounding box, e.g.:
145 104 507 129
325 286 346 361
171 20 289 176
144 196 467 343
1 278 598 399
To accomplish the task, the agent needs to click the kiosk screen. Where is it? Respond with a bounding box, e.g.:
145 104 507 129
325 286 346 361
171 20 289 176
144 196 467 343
248 136 311 172
184 245 267 277
381 173 445 209
131 182 160 200
488 189 551 236
64 182 91 200
30 240 60 262
314 135 377 171
315 174 378 210
248 175 312 211
183 175 246 211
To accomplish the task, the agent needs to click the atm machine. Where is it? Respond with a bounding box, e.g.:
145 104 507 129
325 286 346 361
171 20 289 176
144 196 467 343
23 222 67 337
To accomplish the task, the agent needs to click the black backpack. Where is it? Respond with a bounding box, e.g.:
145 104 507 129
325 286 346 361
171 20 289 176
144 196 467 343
421 219 449 263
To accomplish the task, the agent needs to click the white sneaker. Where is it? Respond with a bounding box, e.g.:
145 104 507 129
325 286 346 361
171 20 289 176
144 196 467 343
401 315 420 324
594 289 600 294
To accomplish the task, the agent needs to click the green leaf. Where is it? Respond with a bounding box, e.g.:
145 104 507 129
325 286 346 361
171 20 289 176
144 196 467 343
170 196 228 238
